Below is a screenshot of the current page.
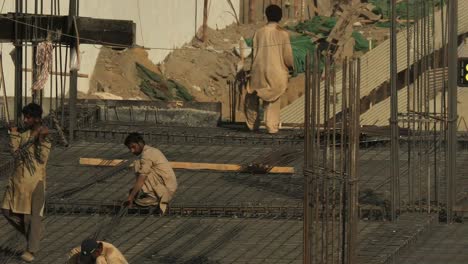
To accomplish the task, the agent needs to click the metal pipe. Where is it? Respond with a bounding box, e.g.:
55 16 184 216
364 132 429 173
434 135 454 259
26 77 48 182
446 0 457 223
68 0 78 143
390 0 399 221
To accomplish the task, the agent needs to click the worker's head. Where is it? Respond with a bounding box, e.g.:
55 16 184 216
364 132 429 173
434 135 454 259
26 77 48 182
79 239 103 263
124 132 145 156
265 4 282 22
22 103 43 128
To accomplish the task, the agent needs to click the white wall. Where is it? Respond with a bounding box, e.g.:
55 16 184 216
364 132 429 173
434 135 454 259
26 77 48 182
1 0 240 97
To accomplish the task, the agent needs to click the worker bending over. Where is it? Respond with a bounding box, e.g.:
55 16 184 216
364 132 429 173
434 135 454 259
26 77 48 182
245 4 294 134
124 133 177 214
1 103 51 262
67 238 128 264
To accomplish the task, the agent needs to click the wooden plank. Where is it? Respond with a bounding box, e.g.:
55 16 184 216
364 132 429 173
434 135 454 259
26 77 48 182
170 161 242 171
0 14 135 46
79 158 295 174
80 158 125 166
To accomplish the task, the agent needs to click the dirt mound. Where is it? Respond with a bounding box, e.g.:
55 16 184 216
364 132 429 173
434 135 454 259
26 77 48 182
162 24 262 118
88 47 161 100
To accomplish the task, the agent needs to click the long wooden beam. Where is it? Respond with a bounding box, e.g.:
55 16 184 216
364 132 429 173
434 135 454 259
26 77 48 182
79 158 295 174
0 14 135 46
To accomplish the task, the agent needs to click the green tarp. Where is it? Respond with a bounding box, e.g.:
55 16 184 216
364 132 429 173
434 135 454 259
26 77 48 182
245 35 322 76
245 17 369 75
136 63 193 102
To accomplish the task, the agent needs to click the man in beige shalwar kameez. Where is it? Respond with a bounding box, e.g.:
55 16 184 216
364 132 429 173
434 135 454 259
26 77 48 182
1 103 51 263
245 4 294 134
124 133 177 214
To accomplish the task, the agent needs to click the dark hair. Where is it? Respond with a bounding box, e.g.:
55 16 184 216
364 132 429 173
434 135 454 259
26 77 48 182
265 5 282 22
22 103 43 119
124 132 145 146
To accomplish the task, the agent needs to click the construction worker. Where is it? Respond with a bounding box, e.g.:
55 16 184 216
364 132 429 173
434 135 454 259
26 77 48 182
1 103 51 263
67 238 128 264
124 133 177 214
245 4 294 134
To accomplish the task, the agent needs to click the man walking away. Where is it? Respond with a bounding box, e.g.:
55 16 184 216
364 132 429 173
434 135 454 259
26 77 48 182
245 4 294 134
1 103 51 262
124 133 177 214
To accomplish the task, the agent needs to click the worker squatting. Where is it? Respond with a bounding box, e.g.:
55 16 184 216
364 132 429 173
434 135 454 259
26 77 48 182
0 4 292 263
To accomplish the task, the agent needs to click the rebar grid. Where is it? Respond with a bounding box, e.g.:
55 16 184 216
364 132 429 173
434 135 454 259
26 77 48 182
1 128 460 264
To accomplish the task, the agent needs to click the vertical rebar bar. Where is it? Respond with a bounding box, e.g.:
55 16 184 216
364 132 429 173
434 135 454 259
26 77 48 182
313 49 320 264
303 51 311 264
323 54 330 263
347 58 360 264
340 57 348 264
390 0 399 221
331 58 337 264
406 0 412 211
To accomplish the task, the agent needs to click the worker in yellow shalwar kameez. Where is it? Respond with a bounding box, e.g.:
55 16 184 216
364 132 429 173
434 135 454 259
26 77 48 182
1 103 51 263
245 4 294 134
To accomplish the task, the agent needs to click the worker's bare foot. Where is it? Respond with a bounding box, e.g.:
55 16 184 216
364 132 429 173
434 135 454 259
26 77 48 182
159 203 168 215
20 251 34 262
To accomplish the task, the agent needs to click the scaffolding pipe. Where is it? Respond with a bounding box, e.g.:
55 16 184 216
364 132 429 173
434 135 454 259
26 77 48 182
446 0 458 223
68 0 78 142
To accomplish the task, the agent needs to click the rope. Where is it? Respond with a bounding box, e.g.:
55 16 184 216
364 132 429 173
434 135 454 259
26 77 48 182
31 41 53 91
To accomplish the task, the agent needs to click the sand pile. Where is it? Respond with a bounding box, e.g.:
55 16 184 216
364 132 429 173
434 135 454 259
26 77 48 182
88 47 161 100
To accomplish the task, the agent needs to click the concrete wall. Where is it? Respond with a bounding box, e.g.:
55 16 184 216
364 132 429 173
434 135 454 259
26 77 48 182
1 0 240 97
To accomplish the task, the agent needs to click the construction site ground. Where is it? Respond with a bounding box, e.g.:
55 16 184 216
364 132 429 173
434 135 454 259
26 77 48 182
1 121 468 263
